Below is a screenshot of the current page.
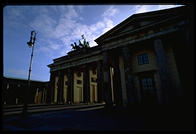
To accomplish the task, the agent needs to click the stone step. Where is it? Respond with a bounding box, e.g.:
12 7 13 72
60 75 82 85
3 103 105 116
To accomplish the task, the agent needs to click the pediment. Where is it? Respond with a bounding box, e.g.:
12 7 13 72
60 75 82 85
111 19 155 37
96 15 160 43
95 6 186 44
101 17 159 43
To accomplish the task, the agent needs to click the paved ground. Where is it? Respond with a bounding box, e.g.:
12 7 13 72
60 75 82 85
3 103 104 116
3 105 193 131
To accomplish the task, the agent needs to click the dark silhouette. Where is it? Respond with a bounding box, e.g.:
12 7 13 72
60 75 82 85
71 35 90 51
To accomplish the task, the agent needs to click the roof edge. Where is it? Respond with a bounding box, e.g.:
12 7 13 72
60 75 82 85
95 5 186 44
3 76 49 83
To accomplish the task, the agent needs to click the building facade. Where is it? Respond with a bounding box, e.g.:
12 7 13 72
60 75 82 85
2 77 49 105
47 6 193 108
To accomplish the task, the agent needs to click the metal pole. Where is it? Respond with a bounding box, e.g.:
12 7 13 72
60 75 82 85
21 31 36 118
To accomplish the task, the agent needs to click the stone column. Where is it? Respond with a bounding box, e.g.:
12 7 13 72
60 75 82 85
57 71 64 104
154 39 172 104
173 24 192 105
57 74 60 104
61 72 64 104
102 52 113 109
83 65 90 103
46 74 51 103
97 61 103 103
41 88 45 103
61 71 65 104
122 46 135 105
67 68 74 104
48 73 55 104
113 55 122 107
119 56 128 107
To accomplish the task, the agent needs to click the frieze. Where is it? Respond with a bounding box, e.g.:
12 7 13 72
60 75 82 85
101 23 181 52
50 55 102 72
51 49 102 67
101 15 184 45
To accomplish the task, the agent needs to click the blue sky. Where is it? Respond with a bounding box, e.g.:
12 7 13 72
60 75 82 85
3 4 183 81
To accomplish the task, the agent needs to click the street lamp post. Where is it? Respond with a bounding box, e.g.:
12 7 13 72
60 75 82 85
21 31 37 118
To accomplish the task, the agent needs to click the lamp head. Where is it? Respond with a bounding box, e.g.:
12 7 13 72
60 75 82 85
27 31 36 47
27 41 33 47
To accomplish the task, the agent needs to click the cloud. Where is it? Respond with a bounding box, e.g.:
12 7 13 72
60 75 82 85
98 6 120 34
102 18 114 34
134 5 157 14
102 6 119 17
50 6 115 50
12 5 182 60
6 5 181 60
90 21 105 32
66 6 79 19
27 6 79 59
53 6 119 51
26 5 119 59
30 14 57 38
49 43 61 50
134 5 182 14
158 5 183 10
4 6 29 30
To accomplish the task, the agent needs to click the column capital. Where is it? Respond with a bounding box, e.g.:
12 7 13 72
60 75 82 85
154 39 164 53
121 46 131 61
103 51 109 63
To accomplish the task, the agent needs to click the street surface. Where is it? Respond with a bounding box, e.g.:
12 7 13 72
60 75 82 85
3 104 193 131
3 103 104 116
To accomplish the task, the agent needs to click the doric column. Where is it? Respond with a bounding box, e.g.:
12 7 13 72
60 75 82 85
113 55 122 107
62 71 68 104
41 88 45 103
46 74 51 103
119 56 128 107
97 60 103 103
67 68 74 104
48 72 55 104
172 24 192 105
57 73 60 104
60 72 64 104
121 46 135 105
154 39 172 104
61 72 65 103
57 71 64 104
83 65 90 103
102 51 113 108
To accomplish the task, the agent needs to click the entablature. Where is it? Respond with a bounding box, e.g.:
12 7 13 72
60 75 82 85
48 47 102 68
101 15 185 45
101 18 186 52
50 54 102 72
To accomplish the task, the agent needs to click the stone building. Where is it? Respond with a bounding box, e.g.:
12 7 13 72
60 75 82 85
47 6 193 108
2 77 49 105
